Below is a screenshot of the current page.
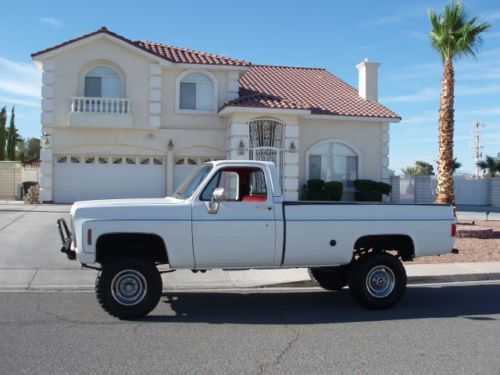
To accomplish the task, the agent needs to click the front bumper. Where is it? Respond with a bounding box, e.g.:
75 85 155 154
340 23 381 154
57 218 76 260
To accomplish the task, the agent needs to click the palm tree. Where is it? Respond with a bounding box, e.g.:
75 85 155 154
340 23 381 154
477 155 499 177
429 1 491 204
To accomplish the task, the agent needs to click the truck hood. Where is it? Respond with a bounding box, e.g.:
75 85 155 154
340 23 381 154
70 196 190 221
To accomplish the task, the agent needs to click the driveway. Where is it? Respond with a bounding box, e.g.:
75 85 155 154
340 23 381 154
0 203 75 270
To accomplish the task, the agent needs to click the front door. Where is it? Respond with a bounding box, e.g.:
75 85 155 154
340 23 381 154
191 166 277 268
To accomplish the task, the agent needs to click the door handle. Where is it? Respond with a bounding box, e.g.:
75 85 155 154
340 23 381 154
256 205 273 211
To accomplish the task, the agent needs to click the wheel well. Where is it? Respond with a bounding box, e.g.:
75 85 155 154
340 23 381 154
96 233 168 265
354 235 415 261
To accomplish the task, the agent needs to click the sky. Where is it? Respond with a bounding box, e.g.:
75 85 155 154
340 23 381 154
0 0 499 174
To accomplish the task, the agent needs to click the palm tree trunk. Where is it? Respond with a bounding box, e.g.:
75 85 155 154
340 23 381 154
436 58 455 204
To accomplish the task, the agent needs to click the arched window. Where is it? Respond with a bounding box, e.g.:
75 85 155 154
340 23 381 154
178 73 214 111
308 141 358 187
84 66 122 98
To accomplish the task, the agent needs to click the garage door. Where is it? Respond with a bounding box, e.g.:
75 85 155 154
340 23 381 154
54 155 165 203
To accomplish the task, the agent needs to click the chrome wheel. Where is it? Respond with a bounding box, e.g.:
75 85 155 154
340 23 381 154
111 269 148 306
365 265 395 298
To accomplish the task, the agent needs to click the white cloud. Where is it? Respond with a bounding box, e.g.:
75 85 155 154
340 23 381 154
0 57 41 99
40 17 63 28
0 96 39 108
0 56 41 108
383 83 500 103
483 11 500 21
382 87 440 103
408 31 428 41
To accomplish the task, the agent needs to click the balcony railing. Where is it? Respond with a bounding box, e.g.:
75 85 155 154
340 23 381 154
70 97 131 114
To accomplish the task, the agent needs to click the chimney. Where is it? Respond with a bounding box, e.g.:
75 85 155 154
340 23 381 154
356 58 381 101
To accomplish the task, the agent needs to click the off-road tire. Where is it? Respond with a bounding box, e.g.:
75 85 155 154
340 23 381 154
348 252 407 309
95 256 162 319
308 266 350 291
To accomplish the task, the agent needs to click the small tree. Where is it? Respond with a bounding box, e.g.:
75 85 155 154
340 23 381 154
0 107 6 161
24 137 41 160
477 155 500 177
6 107 20 161
402 161 435 176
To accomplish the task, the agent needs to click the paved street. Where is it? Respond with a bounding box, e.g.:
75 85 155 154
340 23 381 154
1 282 500 374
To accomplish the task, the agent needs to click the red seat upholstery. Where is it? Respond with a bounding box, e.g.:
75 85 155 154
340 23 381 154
242 195 267 202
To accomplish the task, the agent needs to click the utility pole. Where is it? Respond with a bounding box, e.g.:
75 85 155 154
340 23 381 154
472 121 484 178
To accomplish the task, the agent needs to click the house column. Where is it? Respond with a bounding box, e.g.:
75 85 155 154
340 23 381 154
227 122 249 160
166 140 174 196
40 59 55 203
381 122 390 180
284 124 299 200
149 63 162 128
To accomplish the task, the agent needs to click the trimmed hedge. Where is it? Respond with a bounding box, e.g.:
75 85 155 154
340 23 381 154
324 181 343 201
354 179 391 202
353 179 374 192
307 179 325 192
305 179 343 201
374 181 392 196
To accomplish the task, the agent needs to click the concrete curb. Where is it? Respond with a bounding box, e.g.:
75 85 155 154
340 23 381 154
272 272 500 289
1 266 500 291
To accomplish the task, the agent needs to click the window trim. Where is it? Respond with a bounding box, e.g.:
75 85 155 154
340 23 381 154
198 166 270 202
79 61 126 98
305 139 362 189
175 70 218 114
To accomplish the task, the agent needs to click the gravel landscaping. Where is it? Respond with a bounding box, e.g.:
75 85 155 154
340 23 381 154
411 220 500 264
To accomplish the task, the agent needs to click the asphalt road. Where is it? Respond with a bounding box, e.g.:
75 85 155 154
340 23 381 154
1 282 500 375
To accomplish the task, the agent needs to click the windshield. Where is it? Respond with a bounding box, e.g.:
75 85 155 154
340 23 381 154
174 164 213 199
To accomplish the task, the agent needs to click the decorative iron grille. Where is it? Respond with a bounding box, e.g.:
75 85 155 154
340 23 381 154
249 118 285 185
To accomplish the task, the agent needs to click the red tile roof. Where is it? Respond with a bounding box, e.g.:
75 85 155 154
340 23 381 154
31 27 249 67
227 65 400 119
136 40 249 66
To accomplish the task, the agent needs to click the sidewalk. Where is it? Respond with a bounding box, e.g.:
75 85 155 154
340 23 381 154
1 262 499 290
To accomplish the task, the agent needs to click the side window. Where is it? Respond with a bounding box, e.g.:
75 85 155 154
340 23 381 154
249 169 267 196
201 170 239 201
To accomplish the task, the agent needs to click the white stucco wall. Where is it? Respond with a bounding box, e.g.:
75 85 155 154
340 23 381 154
299 118 385 186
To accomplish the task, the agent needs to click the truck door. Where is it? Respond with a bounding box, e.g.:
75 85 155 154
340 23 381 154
191 166 277 268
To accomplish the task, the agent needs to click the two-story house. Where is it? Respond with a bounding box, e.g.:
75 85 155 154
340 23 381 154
31 27 400 203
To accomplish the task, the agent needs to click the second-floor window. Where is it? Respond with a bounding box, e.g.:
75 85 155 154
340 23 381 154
179 73 214 111
84 66 122 98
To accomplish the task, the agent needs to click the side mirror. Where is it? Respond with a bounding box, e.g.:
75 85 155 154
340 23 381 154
207 187 225 214
212 187 226 202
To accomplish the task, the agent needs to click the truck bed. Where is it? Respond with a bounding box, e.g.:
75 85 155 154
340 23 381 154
281 201 455 267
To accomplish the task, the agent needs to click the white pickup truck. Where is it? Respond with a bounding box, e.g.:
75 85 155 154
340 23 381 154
58 160 457 319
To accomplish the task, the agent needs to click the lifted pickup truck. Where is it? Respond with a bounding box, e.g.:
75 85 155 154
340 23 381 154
58 160 457 319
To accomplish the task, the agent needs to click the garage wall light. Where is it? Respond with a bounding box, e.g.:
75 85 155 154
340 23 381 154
238 140 245 155
168 139 174 152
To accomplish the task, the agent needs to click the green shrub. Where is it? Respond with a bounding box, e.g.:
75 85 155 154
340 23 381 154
353 179 374 192
374 181 392 195
307 179 324 192
324 181 343 201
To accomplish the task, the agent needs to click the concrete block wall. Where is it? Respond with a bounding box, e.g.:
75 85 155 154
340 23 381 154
414 176 433 204
0 162 22 199
490 178 500 207
390 175 400 203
